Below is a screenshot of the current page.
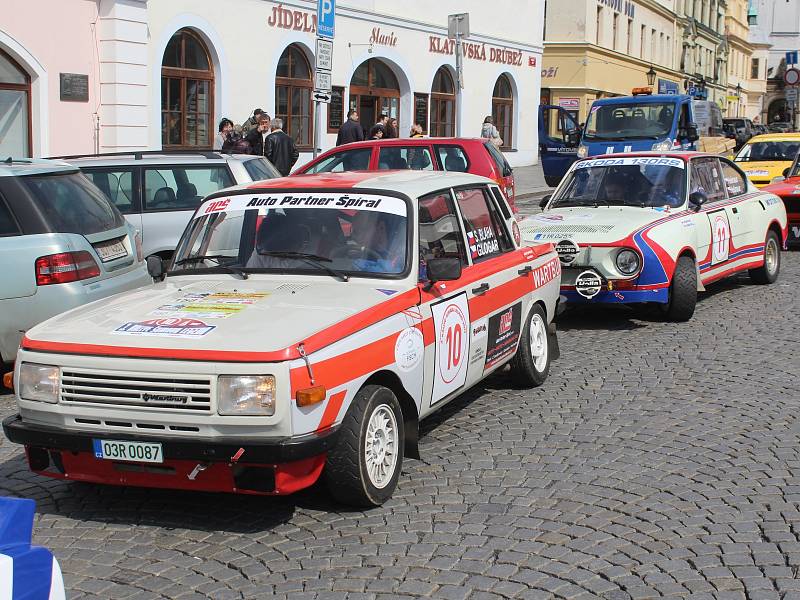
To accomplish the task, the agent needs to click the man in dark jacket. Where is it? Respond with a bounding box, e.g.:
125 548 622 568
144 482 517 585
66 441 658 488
336 109 365 146
265 118 300 176
246 114 271 156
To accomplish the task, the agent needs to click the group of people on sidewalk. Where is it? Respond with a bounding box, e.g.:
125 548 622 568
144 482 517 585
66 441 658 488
213 108 299 176
213 104 504 175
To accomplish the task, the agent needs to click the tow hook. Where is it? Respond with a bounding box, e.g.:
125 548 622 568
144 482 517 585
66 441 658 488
187 463 208 481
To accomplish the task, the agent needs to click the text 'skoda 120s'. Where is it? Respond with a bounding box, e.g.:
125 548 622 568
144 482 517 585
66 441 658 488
520 153 787 321
4 171 561 507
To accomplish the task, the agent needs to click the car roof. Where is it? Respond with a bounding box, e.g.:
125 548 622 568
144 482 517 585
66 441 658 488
578 151 710 161
58 151 255 167
324 137 488 151
592 94 688 105
238 170 495 197
745 133 800 143
0 158 78 177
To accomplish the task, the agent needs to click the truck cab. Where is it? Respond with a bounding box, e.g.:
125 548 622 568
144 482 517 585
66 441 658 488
538 105 582 187
577 91 699 160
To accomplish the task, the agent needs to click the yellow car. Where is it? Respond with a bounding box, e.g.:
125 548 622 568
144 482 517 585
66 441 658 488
733 133 800 187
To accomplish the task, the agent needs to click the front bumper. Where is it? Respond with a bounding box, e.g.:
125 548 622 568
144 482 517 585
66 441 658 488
561 287 669 304
3 414 338 495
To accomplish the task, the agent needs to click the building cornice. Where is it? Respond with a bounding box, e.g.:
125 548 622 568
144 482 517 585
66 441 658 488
543 42 685 80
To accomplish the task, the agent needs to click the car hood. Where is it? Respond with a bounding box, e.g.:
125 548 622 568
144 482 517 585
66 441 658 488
762 176 800 197
24 277 414 356
519 206 674 244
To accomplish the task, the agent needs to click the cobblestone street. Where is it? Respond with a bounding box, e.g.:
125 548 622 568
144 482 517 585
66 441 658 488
1 253 799 600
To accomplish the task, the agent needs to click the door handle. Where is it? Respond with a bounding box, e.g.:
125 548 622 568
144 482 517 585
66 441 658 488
472 283 490 295
518 266 533 276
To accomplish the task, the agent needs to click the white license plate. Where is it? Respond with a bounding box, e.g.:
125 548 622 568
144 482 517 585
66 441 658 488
92 439 163 463
95 239 128 262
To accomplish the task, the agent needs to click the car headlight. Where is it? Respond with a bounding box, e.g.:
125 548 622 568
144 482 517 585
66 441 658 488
651 139 673 152
218 375 276 416
19 363 59 403
615 249 640 275
577 144 588 158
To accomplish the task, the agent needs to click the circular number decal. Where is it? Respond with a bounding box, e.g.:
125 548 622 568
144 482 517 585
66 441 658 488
437 304 468 384
712 215 730 263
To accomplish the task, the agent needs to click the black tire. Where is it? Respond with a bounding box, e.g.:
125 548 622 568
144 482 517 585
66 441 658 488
510 304 551 387
324 385 404 507
662 255 697 322
544 175 561 188
749 230 781 285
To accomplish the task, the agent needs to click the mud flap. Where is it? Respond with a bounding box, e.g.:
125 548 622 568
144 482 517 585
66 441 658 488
695 263 706 292
548 323 560 361
404 416 420 460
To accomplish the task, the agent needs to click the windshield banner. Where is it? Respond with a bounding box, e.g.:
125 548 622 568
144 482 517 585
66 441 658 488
196 193 407 218
576 157 685 170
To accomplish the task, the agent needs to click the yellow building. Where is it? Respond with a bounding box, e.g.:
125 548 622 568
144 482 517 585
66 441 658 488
725 0 762 118
542 0 684 126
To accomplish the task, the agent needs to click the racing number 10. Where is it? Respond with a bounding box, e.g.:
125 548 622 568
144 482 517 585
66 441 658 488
445 323 463 370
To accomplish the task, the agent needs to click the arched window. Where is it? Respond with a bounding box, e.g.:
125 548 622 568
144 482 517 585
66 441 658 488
0 49 31 158
492 75 514 150
430 67 456 137
349 59 401 133
161 29 214 148
276 44 313 149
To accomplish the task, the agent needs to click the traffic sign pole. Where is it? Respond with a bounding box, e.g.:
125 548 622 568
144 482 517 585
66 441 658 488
314 0 335 159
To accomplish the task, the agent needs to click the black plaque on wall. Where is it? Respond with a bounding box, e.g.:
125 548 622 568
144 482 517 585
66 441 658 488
414 93 429 134
60 73 89 102
328 86 344 132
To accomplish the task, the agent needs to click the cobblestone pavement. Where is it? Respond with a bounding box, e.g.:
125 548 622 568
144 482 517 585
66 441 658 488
1 254 799 600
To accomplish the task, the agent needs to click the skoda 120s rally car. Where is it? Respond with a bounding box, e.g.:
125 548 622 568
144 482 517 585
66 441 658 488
762 150 800 248
520 153 787 321
4 171 561 507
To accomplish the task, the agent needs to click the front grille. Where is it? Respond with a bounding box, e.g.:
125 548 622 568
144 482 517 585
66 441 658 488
61 370 212 412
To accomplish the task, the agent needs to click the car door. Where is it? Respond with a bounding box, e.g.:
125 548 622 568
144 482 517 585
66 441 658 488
539 105 580 184
718 157 754 247
690 157 730 269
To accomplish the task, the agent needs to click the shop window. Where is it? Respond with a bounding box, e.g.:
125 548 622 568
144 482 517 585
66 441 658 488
161 29 214 149
430 67 456 137
491 75 514 150
276 44 313 149
0 49 31 158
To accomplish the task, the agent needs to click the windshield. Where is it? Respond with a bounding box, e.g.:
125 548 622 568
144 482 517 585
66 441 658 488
171 192 409 278
551 157 687 209
735 141 800 162
584 102 676 141
20 172 125 234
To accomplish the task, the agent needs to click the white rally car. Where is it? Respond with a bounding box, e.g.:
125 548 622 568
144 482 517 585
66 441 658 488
520 152 787 321
4 171 561 507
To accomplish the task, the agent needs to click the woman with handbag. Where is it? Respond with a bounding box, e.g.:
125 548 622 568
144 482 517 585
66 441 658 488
481 116 503 147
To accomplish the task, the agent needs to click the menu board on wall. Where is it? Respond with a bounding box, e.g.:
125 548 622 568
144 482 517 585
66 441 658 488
414 93 429 134
327 86 344 132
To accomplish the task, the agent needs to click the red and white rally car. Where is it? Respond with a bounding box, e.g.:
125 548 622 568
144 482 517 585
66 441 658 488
4 171 561 506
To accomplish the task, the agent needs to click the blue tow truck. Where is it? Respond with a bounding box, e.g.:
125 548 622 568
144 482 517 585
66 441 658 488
539 89 706 187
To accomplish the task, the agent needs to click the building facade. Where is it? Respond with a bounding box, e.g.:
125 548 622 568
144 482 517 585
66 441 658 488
0 0 544 167
541 0 684 126
675 0 729 107
724 0 756 118
748 0 800 126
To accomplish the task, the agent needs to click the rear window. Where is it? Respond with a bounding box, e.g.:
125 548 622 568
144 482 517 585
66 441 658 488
483 142 510 177
20 172 125 234
0 197 19 236
244 157 281 181
304 148 372 173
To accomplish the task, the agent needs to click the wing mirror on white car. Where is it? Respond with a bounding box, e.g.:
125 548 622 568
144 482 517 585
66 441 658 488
539 194 552 210
426 257 462 285
688 191 708 212
146 255 165 279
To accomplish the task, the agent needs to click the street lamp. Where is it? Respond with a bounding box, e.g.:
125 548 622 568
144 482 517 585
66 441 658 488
735 82 742 97
646 65 657 87
735 83 743 117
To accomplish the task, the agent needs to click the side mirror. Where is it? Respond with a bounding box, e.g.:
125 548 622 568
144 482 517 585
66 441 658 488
146 255 164 279
688 191 707 211
566 128 582 147
685 124 699 142
426 257 462 283
539 194 552 209
783 167 791 178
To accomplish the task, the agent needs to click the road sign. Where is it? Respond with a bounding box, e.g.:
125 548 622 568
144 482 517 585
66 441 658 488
787 87 798 102
316 38 333 71
317 0 335 38
314 92 331 103
447 13 469 40
785 68 800 86
787 51 798 66
314 70 332 94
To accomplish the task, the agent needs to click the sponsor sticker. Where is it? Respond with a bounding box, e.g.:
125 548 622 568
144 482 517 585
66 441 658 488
708 210 731 265
555 239 580 265
533 232 574 241
575 270 603 299
484 303 522 369
576 157 685 170
431 293 470 405
745 169 769 177
113 318 215 338
149 291 268 319
512 221 521 246
394 328 424 372
763 195 781 206
377 288 399 296
196 193 407 218
467 227 499 259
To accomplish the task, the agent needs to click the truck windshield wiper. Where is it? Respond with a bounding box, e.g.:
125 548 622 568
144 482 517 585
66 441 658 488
173 255 249 279
258 251 349 282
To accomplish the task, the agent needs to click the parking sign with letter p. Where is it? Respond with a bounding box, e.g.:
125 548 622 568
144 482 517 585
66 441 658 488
318 0 335 38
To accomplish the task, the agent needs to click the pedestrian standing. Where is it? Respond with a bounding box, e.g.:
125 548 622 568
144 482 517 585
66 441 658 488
409 123 424 138
336 109 365 146
481 115 502 147
242 108 265 132
372 113 389 136
213 118 234 150
265 117 300 176
385 118 399 138
246 114 271 156
369 125 385 140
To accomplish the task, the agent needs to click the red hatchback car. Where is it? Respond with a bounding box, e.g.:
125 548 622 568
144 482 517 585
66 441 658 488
762 152 800 248
294 137 517 211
